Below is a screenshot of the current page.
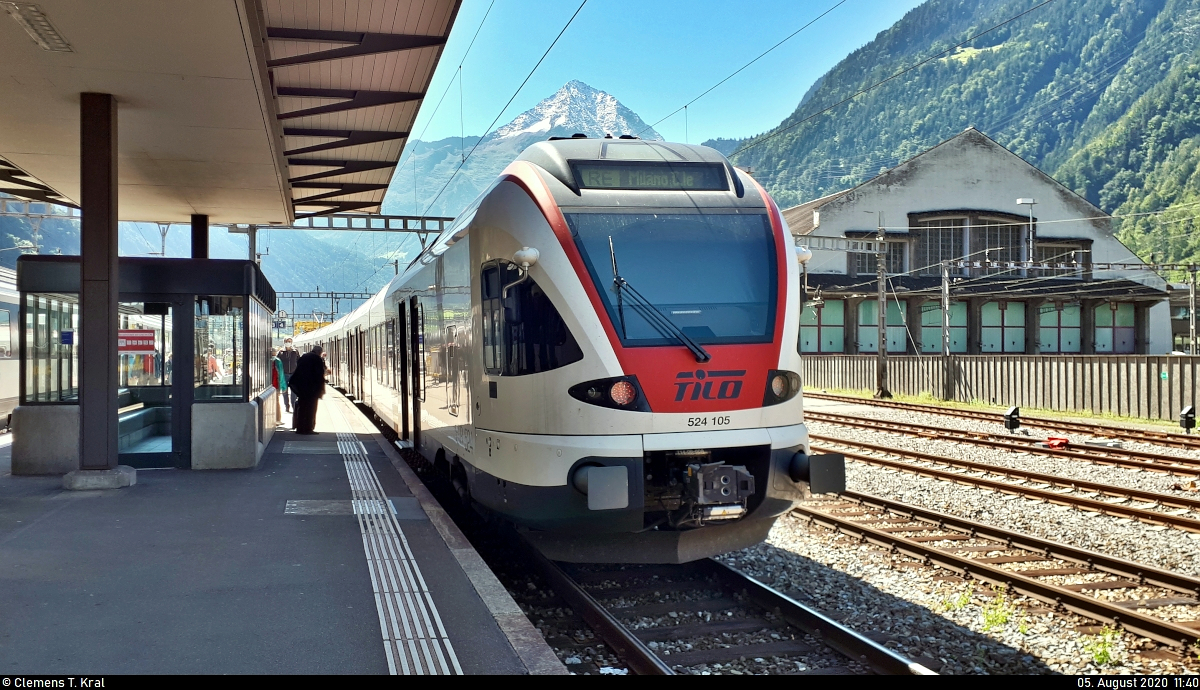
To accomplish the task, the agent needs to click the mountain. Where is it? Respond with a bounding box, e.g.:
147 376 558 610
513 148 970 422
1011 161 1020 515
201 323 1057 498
718 0 1200 245
383 80 661 217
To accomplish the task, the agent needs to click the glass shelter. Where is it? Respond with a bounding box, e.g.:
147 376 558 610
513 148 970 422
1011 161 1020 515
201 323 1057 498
17 256 276 469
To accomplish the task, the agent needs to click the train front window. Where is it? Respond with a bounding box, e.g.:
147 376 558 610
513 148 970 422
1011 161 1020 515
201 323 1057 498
567 212 776 346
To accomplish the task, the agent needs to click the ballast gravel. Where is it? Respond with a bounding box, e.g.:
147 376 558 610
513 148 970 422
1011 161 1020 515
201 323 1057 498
806 419 1200 517
831 441 1200 577
721 513 1200 675
804 398 1200 463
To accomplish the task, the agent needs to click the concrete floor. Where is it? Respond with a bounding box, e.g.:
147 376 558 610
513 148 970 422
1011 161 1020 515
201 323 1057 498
0 397 530 674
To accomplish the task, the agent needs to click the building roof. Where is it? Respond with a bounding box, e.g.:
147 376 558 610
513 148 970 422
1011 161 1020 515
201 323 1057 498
779 128 1108 235
0 0 460 223
781 190 850 235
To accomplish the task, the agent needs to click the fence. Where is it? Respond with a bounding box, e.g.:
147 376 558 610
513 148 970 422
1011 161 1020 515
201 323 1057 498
802 355 1200 421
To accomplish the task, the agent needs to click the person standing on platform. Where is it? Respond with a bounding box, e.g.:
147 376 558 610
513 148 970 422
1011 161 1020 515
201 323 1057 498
279 338 299 414
206 345 225 382
270 348 287 424
288 345 326 435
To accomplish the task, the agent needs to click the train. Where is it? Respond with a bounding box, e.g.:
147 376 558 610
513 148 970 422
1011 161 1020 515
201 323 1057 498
294 137 844 563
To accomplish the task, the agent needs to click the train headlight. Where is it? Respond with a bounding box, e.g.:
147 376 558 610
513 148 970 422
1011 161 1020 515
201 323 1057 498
763 370 802 406
568 376 651 412
770 374 787 398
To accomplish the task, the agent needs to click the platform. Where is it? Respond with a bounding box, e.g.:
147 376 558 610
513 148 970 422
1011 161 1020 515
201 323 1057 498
0 391 563 675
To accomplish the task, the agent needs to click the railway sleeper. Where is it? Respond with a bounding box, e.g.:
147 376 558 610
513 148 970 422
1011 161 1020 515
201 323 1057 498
799 499 1200 648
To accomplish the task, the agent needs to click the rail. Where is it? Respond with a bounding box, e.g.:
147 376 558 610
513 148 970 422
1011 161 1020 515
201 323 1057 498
804 410 1200 476
805 392 1200 450
810 435 1200 532
794 492 1200 648
521 536 933 675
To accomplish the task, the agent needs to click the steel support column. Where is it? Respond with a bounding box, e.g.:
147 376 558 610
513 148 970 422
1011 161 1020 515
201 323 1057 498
79 93 119 470
191 214 209 259
1025 298 1045 355
873 218 890 398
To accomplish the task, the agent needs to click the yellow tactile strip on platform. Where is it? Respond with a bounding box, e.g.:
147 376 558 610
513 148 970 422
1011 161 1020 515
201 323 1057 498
337 431 462 675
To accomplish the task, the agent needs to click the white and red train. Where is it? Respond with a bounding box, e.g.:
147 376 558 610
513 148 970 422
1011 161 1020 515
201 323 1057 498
295 137 843 563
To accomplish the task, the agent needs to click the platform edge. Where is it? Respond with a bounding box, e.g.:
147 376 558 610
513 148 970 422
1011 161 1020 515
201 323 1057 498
378 440 569 675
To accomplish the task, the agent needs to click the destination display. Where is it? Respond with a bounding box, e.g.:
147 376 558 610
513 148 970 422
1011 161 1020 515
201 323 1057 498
571 162 729 191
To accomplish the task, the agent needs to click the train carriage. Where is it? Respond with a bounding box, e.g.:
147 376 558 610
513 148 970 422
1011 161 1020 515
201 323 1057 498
297 137 843 563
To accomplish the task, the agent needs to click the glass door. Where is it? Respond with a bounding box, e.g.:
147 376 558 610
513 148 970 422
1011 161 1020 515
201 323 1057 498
117 301 178 468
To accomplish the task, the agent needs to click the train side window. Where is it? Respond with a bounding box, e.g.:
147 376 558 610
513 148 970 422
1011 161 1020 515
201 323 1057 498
481 266 503 373
480 261 583 376
0 309 10 358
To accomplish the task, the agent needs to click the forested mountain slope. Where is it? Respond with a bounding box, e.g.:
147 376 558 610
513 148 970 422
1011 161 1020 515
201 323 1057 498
1057 54 1200 263
722 0 1200 265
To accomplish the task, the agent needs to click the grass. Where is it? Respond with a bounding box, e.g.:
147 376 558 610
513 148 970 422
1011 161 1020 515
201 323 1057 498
940 582 974 612
980 585 1016 631
805 386 1183 430
1082 626 1121 666
944 44 1006 64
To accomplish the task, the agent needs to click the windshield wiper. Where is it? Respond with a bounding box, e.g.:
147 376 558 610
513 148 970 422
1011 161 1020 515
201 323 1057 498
608 236 711 363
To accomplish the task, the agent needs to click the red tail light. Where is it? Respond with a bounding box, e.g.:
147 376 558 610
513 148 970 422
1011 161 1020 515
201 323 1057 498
568 376 651 412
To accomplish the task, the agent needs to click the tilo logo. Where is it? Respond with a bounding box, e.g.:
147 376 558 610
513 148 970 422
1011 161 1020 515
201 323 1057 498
675 370 746 401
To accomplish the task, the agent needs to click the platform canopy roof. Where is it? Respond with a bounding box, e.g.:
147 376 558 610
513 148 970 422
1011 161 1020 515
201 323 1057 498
0 0 461 224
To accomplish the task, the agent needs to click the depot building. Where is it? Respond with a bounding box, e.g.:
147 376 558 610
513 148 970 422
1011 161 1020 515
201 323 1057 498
783 128 1170 356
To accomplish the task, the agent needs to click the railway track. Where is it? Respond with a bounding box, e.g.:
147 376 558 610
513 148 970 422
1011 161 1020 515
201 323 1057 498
808 434 1200 532
393 438 929 676
520 540 936 675
804 392 1200 451
793 491 1200 651
805 410 1200 477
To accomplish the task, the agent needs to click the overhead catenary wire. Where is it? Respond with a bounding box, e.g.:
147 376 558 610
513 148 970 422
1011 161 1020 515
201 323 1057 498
809 41 1162 179
636 0 849 139
420 0 589 217
792 200 1200 233
344 1 500 293
393 0 497 212
799 26 1194 191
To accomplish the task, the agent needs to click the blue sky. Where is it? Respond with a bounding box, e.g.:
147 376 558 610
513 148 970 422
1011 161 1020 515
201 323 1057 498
413 0 927 145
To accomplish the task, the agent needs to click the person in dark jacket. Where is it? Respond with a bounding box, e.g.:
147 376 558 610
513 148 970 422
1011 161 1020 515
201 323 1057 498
278 338 300 413
287 346 326 434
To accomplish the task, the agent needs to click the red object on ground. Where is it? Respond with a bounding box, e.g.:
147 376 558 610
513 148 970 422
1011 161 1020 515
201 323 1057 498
1046 437 1070 449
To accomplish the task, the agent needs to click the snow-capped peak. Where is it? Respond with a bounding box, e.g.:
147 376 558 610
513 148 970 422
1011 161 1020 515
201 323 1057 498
493 80 662 141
